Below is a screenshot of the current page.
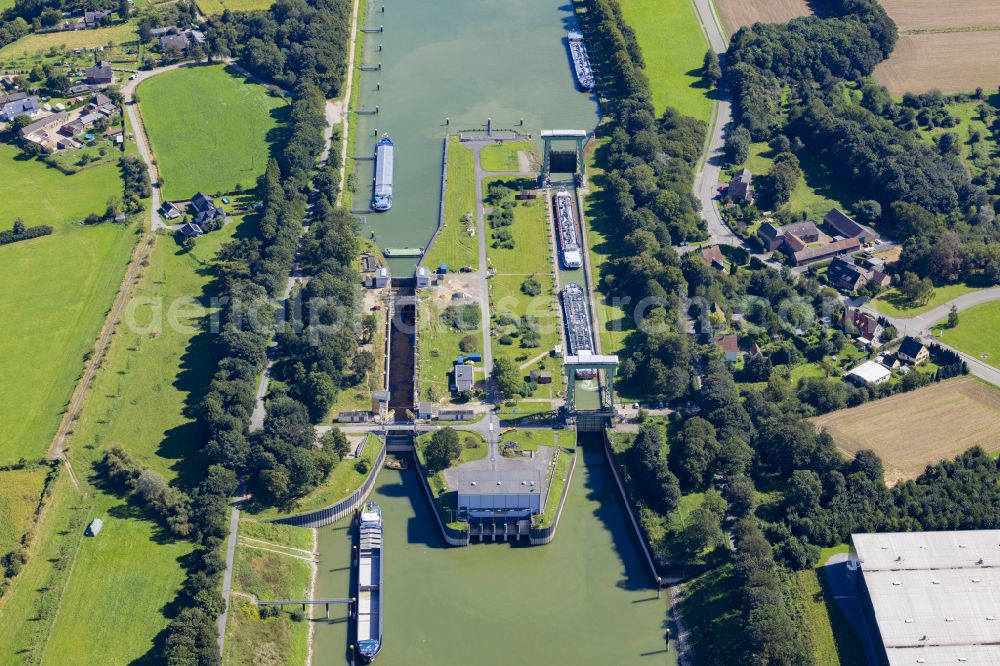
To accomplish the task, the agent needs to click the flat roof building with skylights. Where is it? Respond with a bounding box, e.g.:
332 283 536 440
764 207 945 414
851 530 1000 665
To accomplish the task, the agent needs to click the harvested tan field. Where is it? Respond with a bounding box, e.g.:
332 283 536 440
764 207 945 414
811 377 1000 485
879 0 1000 32
875 31 1000 94
716 0 811 35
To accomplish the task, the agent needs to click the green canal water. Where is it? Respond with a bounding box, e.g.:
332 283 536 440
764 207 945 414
353 0 600 275
314 440 679 664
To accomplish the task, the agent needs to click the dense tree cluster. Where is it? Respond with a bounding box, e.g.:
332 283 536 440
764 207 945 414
205 0 352 97
726 0 1000 286
119 156 152 212
156 10 356 659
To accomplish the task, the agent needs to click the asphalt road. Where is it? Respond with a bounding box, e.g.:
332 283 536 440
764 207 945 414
216 483 246 656
859 288 1000 389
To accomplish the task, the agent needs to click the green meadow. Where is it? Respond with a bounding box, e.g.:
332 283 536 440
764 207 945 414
140 64 288 200
939 300 1000 370
423 137 478 272
0 466 49 555
619 0 713 123
196 0 275 14
0 145 130 464
40 219 250 664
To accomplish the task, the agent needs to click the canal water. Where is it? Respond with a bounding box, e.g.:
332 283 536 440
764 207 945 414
314 437 678 664
353 0 600 275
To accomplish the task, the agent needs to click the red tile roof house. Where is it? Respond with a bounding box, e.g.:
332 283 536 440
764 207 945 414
700 245 727 271
714 334 740 362
845 309 884 348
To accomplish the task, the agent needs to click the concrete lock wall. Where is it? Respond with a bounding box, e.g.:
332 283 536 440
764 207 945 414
529 447 578 545
411 450 471 547
271 443 388 529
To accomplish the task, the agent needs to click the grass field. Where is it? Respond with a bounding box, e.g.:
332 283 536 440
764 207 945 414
499 427 575 452
534 446 574 528
678 563 744 662
872 0 1000 94
247 434 384 520
197 0 274 13
140 64 288 200
716 0 812 36
0 22 136 58
619 0 713 123
36 221 250 664
0 146 130 465
224 520 312 666
870 282 981 318
742 142 856 218
939 300 1000 369
793 566 867 665
812 377 1000 484
0 472 90 663
417 291 483 402
479 140 535 172
423 137 478 272
485 183 562 394
0 466 49 555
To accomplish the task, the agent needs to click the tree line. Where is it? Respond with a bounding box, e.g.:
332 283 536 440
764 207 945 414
0 217 51 245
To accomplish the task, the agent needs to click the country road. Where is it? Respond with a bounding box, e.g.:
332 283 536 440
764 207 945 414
860 287 1000 389
686 0 739 251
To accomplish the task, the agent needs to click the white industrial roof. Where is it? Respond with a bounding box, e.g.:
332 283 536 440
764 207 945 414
854 531 1000 664
848 360 891 384
886 644 1000 665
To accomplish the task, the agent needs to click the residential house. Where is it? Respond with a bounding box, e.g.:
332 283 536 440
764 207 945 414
160 34 189 53
19 112 70 143
897 337 929 365
824 208 879 244
728 168 753 204
84 10 112 28
791 237 861 266
90 93 115 115
150 26 175 38
189 192 225 229
869 269 891 288
59 119 85 137
757 223 784 251
847 360 891 386
160 201 182 220
714 334 740 362
0 93 39 122
85 61 113 85
700 245 727 271
827 256 870 291
453 364 474 393
758 220 819 254
846 309 884 347
178 222 203 238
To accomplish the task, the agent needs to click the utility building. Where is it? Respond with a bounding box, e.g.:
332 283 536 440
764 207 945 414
456 469 543 519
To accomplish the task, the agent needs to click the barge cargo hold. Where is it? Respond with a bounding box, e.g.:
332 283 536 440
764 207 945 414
567 31 595 92
553 190 583 269
373 135 394 211
561 283 597 378
356 501 383 662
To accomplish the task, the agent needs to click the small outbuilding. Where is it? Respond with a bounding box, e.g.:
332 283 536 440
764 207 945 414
847 360 892 386
85 518 103 536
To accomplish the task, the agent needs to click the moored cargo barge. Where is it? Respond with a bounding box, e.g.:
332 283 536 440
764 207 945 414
373 135 394 211
356 501 383 662
553 190 583 269
567 31 595 92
